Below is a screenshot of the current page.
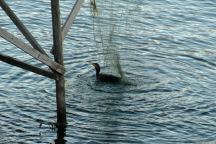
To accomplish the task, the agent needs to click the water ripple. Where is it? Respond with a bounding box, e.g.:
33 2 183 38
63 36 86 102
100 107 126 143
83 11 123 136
0 0 216 143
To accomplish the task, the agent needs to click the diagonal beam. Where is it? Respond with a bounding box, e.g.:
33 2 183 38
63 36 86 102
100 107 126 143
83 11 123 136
61 0 84 40
0 53 57 80
0 27 64 74
0 0 48 56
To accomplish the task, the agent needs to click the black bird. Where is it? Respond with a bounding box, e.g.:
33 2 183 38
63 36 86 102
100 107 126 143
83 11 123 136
91 63 121 83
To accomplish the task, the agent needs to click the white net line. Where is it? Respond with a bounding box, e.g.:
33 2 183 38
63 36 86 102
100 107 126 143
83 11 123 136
89 0 132 80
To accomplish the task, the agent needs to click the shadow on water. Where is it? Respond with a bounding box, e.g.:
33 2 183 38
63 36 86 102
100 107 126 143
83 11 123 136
66 73 145 143
86 85 130 143
98 95 129 143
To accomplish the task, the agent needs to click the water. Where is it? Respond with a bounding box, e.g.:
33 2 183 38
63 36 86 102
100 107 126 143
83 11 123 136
0 0 216 143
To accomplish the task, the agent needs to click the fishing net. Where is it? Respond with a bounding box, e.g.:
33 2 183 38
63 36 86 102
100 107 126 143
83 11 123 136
89 0 132 81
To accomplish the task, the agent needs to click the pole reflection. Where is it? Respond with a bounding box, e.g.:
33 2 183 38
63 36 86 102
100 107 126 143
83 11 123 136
55 125 67 144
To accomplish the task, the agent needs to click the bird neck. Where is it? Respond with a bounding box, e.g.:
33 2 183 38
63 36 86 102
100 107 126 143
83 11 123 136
95 67 100 77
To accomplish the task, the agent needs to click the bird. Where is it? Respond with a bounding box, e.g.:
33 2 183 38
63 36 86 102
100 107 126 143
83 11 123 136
90 63 121 83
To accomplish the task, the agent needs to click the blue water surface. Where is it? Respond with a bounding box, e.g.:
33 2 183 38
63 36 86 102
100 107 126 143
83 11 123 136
0 0 216 143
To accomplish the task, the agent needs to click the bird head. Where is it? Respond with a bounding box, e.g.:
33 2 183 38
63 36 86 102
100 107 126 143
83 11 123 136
90 62 100 75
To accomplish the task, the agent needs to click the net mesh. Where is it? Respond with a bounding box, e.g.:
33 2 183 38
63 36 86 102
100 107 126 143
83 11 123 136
89 0 132 81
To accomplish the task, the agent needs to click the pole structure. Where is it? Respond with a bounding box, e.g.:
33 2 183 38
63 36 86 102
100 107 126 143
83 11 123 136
0 0 48 56
51 0 66 128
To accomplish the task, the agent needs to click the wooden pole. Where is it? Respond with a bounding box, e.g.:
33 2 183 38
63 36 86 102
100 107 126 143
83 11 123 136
0 53 56 79
61 0 85 40
0 27 64 74
51 0 66 128
0 0 48 56
50 0 84 54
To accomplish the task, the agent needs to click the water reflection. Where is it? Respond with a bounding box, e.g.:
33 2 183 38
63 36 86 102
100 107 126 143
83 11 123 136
97 93 125 143
55 126 66 144
1 0 216 143
68 76 142 143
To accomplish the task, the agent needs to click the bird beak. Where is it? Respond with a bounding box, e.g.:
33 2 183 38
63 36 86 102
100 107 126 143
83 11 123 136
87 61 95 67
91 63 96 68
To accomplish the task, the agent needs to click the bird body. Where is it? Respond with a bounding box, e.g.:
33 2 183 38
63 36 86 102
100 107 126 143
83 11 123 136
97 73 121 82
91 63 121 83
